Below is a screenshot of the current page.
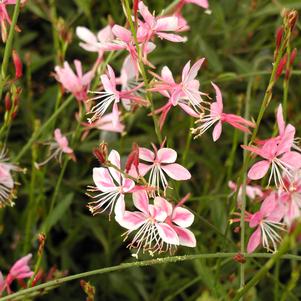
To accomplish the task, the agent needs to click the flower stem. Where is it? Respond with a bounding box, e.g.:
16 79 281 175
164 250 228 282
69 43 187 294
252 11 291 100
122 0 163 144
1 252 301 301
14 95 74 162
0 0 21 100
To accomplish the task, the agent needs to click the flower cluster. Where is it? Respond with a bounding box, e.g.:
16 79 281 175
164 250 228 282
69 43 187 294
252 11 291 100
231 105 301 253
87 146 194 257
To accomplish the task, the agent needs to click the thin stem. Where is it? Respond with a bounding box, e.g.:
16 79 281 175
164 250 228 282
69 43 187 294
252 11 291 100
2 252 301 301
14 95 74 162
122 0 162 144
0 0 21 100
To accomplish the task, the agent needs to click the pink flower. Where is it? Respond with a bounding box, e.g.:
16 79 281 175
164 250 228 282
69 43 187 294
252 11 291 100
192 83 255 141
130 143 191 193
115 190 179 257
246 192 285 253
150 59 206 128
180 0 209 9
155 195 196 247
0 148 20 208
137 1 186 43
104 25 156 71
278 171 301 226
35 129 75 168
228 180 263 204
54 60 94 102
82 112 125 135
242 133 301 188
87 150 135 217
87 65 147 125
0 254 34 296
76 25 114 59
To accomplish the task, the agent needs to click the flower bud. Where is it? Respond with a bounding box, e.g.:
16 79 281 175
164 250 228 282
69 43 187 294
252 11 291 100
12 50 23 79
290 48 297 66
93 143 108 165
125 143 139 173
275 54 287 80
288 10 298 31
4 93 11 111
275 26 283 51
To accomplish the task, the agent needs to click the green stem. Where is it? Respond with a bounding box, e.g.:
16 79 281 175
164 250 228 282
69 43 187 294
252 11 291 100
0 0 21 100
2 252 301 301
14 95 74 162
122 0 163 144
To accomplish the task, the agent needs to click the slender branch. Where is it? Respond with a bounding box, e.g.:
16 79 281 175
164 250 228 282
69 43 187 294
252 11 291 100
14 95 74 162
1 252 301 301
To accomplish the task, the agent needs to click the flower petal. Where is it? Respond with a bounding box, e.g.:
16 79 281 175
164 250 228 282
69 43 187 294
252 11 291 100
92 167 116 192
248 160 270 180
161 163 191 180
139 147 155 162
157 148 177 163
173 226 196 247
247 227 261 253
133 190 149 214
172 206 194 227
154 196 173 216
156 223 179 245
212 120 222 142
115 211 146 230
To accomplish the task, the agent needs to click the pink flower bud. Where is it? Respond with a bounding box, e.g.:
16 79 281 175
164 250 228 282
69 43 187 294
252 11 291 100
275 54 287 80
125 143 139 173
290 48 297 66
275 26 283 50
12 50 22 79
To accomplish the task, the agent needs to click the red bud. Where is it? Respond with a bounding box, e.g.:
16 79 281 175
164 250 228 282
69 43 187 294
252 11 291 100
4 93 11 111
12 50 23 79
275 27 283 50
290 48 297 66
275 54 287 80
125 143 139 173
93 143 108 165
233 253 246 264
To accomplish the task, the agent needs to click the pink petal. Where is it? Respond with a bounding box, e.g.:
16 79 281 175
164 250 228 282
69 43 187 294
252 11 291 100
108 150 122 184
76 26 97 44
156 32 187 43
247 227 261 253
172 207 194 227
122 177 135 193
139 147 155 162
156 223 179 245
112 25 132 43
281 151 301 170
182 60 191 82
114 195 125 218
115 211 146 230
157 148 177 163
178 102 199 117
137 163 153 176
93 167 116 192
154 196 173 216
186 58 205 82
211 82 223 111
260 193 277 216
156 16 179 31
173 226 196 247
133 190 149 214
248 160 270 180
97 25 114 42
161 163 191 180
138 1 154 25
184 0 209 9
212 121 222 142
161 66 175 84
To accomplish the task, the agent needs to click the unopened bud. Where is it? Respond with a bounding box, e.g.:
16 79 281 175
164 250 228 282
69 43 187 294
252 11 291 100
275 27 283 50
288 10 298 31
125 143 139 173
38 233 46 256
93 143 108 165
31 270 44 287
290 48 297 66
80 280 96 301
275 54 287 80
12 50 23 79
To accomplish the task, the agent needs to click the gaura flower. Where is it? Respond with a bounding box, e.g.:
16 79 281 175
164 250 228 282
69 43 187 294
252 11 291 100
35 129 75 168
150 58 206 115
0 148 20 208
54 60 94 102
192 82 255 141
137 1 186 43
130 142 191 193
87 65 148 125
76 25 114 58
246 192 285 253
0 254 34 296
278 171 301 226
242 131 301 188
155 194 196 247
87 150 135 217
115 190 179 257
